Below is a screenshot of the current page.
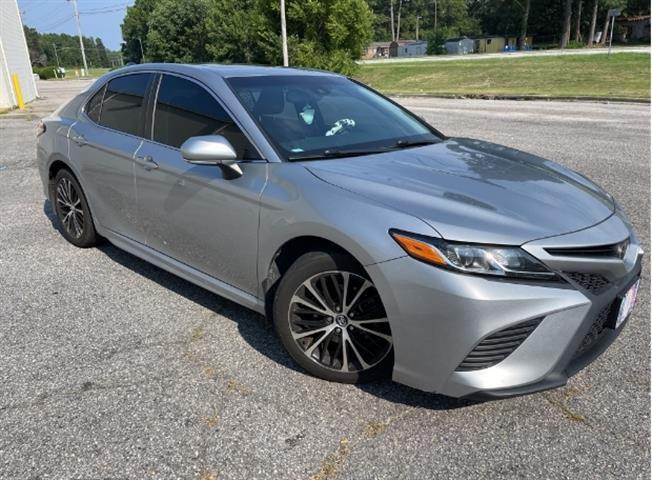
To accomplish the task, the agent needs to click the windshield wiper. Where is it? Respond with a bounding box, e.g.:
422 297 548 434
287 147 392 161
394 138 439 149
287 139 439 161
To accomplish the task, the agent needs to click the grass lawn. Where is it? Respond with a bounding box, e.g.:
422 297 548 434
355 53 650 99
86 68 111 78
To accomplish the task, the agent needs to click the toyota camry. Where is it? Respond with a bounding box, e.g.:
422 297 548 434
37 64 642 398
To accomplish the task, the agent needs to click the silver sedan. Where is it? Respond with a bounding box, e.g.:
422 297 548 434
37 64 642 398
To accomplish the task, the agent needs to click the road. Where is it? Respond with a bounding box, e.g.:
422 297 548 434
0 81 649 479
359 45 651 64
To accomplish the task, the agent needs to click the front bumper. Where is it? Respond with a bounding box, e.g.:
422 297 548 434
367 213 643 398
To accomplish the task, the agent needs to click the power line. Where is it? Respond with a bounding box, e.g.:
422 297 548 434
79 2 130 14
36 14 74 31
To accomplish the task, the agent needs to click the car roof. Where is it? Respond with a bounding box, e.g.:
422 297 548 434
110 63 343 79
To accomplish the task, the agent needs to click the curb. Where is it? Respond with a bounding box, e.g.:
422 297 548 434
388 93 651 104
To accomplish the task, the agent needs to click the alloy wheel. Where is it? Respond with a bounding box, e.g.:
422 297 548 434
56 177 84 239
288 271 392 373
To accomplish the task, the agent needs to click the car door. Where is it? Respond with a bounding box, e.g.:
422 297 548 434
134 73 267 295
69 73 154 243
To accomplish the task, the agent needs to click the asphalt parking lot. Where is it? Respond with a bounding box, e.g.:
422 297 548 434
1 80 649 479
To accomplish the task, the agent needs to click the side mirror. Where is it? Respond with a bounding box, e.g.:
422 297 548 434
180 135 242 177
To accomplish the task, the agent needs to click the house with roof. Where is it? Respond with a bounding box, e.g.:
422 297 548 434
616 15 651 42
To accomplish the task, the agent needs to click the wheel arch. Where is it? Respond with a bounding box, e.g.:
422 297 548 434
262 235 367 319
46 157 77 199
46 156 99 233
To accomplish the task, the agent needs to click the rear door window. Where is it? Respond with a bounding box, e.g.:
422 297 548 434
99 73 152 137
152 74 260 159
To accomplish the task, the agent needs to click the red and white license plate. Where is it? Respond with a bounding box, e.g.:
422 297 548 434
616 280 640 329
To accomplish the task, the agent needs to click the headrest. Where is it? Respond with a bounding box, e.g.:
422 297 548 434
253 88 285 116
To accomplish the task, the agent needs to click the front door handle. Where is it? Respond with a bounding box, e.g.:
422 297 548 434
135 155 159 171
71 134 87 146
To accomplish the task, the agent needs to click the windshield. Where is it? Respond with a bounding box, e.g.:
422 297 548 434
226 75 441 161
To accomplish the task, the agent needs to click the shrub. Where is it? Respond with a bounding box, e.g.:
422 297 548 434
565 40 585 49
33 66 62 80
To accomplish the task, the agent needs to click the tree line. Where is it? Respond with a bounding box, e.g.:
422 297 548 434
121 0 374 75
369 0 649 52
24 26 117 69
121 0 648 73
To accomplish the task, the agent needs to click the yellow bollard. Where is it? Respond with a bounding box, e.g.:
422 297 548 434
11 73 25 110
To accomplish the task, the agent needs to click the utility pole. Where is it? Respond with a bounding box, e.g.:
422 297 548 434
433 0 438 39
390 1 395 41
138 37 145 63
280 0 289 66
52 43 60 68
416 15 421 41
68 0 88 75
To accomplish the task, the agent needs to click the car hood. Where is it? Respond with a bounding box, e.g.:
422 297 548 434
306 138 615 245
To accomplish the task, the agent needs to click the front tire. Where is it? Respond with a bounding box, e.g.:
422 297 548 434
53 169 97 248
273 251 393 384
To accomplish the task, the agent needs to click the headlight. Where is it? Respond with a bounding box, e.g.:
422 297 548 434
390 230 556 280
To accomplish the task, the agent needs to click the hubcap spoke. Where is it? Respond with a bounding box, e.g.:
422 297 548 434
344 280 372 314
291 295 332 317
341 336 349 372
56 178 84 238
351 317 389 325
303 281 334 315
346 333 371 369
350 323 393 343
291 325 332 340
306 329 331 355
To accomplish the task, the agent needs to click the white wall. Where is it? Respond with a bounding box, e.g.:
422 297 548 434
0 0 38 109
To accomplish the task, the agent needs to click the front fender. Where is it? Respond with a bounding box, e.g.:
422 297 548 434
256 163 438 298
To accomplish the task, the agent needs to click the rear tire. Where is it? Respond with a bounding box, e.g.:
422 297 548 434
52 169 97 248
273 250 393 384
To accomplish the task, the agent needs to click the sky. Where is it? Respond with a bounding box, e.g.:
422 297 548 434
18 0 134 50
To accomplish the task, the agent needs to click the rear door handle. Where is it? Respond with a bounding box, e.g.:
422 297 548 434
71 134 87 146
135 155 159 171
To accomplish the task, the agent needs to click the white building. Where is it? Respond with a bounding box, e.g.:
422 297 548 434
0 0 38 109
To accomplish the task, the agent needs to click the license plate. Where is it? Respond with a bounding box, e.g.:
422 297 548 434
616 280 640 329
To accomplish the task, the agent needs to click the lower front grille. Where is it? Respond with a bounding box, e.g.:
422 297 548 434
456 319 542 372
572 302 615 359
565 272 611 293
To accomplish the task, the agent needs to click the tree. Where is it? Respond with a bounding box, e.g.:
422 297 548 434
597 0 627 45
146 0 210 63
121 0 159 63
574 0 583 42
518 0 531 50
560 0 573 48
23 27 114 68
205 0 264 63
95 39 110 67
257 0 374 74
24 26 48 66
587 0 599 45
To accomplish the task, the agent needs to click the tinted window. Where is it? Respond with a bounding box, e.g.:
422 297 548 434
85 85 105 123
99 74 152 136
153 75 260 159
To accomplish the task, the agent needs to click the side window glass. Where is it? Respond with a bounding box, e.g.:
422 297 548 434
99 73 152 136
153 75 260 159
85 85 105 123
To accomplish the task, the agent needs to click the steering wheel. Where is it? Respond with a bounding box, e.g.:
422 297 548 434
326 118 356 136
